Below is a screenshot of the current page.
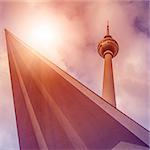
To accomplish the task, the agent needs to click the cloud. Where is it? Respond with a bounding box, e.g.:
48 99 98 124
0 52 19 149
0 1 149 148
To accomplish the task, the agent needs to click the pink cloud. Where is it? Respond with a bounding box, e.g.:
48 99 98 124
0 1 149 149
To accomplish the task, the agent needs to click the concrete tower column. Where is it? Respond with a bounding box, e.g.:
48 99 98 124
97 22 119 107
103 53 116 106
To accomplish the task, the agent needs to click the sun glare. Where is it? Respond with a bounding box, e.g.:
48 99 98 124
26 15 70 65
28 19 67 65
30 22 63 50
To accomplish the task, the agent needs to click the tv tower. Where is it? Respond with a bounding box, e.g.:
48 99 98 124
98 22 119 107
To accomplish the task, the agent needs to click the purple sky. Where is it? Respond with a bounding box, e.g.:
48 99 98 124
0 1 149 149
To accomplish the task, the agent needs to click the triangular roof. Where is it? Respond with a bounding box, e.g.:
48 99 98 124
5 29 150 149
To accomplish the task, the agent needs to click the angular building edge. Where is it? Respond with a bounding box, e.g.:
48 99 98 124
5 29 150 148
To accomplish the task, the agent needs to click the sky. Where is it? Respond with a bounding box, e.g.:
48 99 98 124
0 0 149 149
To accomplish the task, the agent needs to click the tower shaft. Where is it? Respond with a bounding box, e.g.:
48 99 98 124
102 53 116 106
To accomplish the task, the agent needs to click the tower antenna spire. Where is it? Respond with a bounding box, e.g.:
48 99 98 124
106 20 109 35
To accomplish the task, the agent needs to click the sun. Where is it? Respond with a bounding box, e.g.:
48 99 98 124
26 15 70 65
33 25 53 45
27 19 67 65
30 22 63 51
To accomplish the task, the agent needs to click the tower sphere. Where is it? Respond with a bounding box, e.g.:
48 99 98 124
97 24 119 58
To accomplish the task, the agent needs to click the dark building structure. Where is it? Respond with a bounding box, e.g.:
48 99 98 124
5 29 150 150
